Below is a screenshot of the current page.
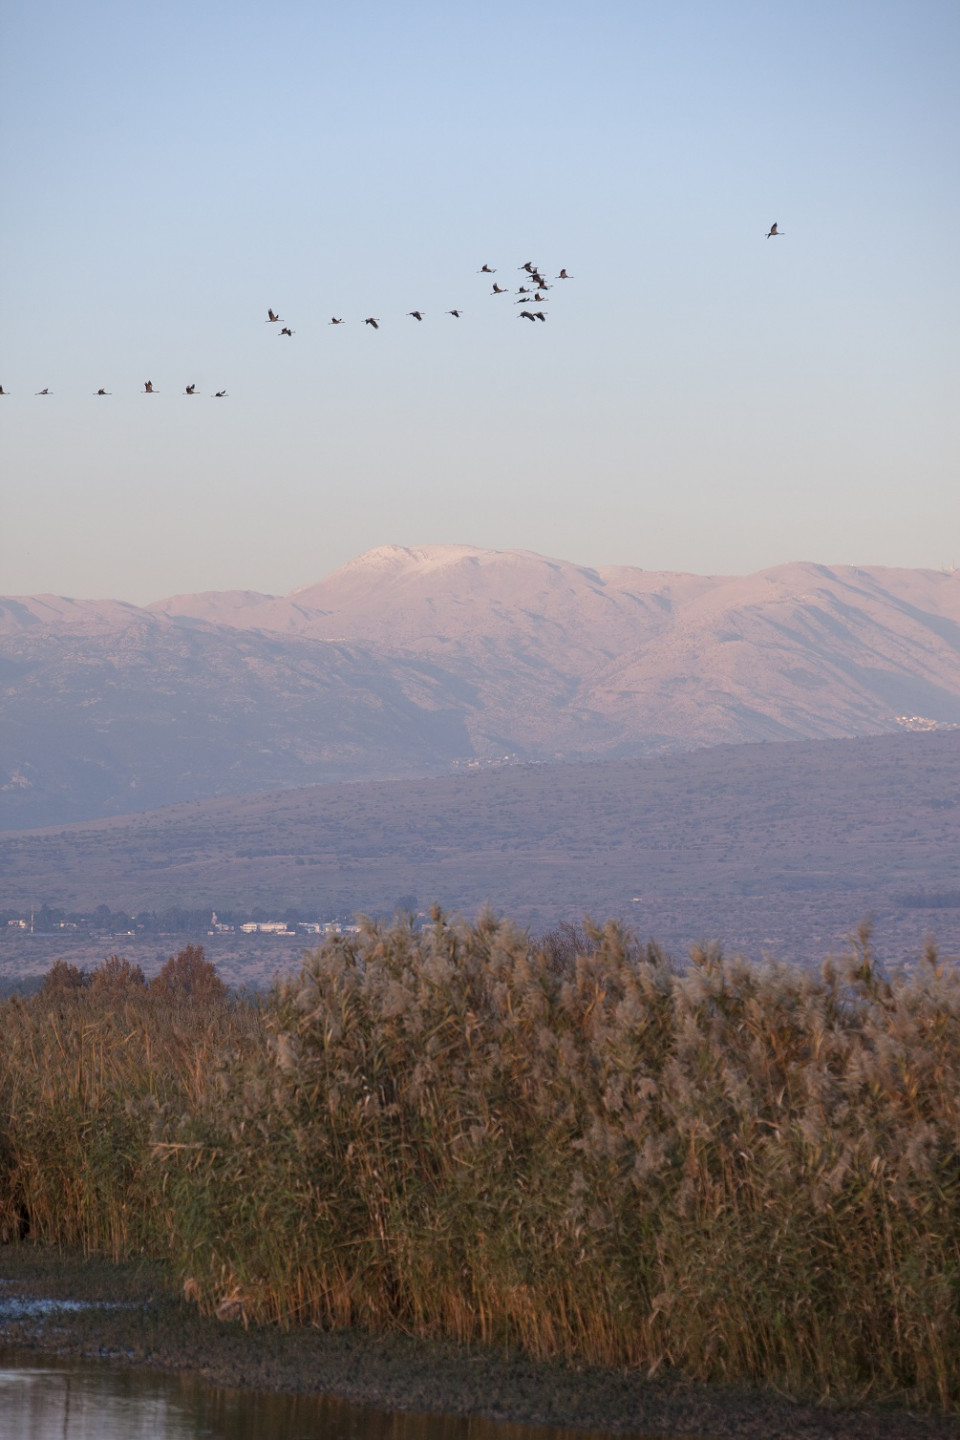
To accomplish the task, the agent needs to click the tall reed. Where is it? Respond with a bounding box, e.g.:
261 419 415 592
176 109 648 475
2 923 959 1406
0 948 258 1257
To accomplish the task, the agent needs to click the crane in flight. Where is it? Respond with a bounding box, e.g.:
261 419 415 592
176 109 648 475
766 222 781 238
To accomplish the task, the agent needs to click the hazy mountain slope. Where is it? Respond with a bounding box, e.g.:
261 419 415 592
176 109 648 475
151 546 960 752
0 619 475 828
3 547 959 828
3 733 958 971
594 562 960 746
0 595 148 636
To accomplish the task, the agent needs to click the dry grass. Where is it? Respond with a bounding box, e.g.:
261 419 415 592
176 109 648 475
2 923 959 1407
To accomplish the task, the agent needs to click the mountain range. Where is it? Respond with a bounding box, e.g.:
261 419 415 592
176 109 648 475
2 544 959 829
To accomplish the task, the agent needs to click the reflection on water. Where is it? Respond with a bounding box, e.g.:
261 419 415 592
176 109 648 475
0 1351 706 1440
0 1359 187 1440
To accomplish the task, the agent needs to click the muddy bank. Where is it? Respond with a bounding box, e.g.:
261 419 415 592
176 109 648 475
0 1248 954 1440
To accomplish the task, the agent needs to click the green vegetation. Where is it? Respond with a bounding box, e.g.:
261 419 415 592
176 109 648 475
1 920 959 1409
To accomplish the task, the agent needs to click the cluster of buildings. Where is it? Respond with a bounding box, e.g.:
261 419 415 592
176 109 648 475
211 914 360 938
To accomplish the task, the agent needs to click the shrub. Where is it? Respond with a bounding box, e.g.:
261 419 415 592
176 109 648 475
89 955 146 994
151 944 226 1003
38 960 87 997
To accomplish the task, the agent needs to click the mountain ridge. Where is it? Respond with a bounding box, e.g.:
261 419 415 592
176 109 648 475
2 545 959 829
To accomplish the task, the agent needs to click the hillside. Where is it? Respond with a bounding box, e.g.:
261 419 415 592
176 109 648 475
2 733 958 981
2 546 959 828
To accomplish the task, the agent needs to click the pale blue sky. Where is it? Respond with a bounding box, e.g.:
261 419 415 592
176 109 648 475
1 1 957 602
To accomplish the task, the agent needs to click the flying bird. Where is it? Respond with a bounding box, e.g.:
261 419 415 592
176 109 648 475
518 310 537 322
266 309 282 322
364 317 380 329
556 269 573 279
766 222 781 238
329 317 345 325
447 309 462 317
212 390 228 398
478 264 496 273
519 261 536 273
279 327 294 336
532 292 548 303
534 311 547 322
144 381 155 393
35 388 50 395
408 311 424 321
185 384 196 394
0 387 6 395
491 283 507 294
94 388 111 395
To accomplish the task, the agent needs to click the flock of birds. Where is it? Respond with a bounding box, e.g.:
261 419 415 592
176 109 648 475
0 230 782 397
0 258 576 399
264 259 574 337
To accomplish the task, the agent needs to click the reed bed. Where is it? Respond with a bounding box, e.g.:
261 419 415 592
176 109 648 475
0 948 261 1257
1 922 959 1407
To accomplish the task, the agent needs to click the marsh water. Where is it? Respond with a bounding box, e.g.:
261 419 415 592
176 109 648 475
0 1352 708 1440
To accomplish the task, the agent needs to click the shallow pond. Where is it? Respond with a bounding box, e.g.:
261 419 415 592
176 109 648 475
0 1350 709 1440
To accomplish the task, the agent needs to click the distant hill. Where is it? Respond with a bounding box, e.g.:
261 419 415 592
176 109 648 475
2 545 959 828
1 733 958 973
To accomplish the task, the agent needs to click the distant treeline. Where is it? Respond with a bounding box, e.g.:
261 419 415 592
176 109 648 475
0 903 364 935
1 919 959 1409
